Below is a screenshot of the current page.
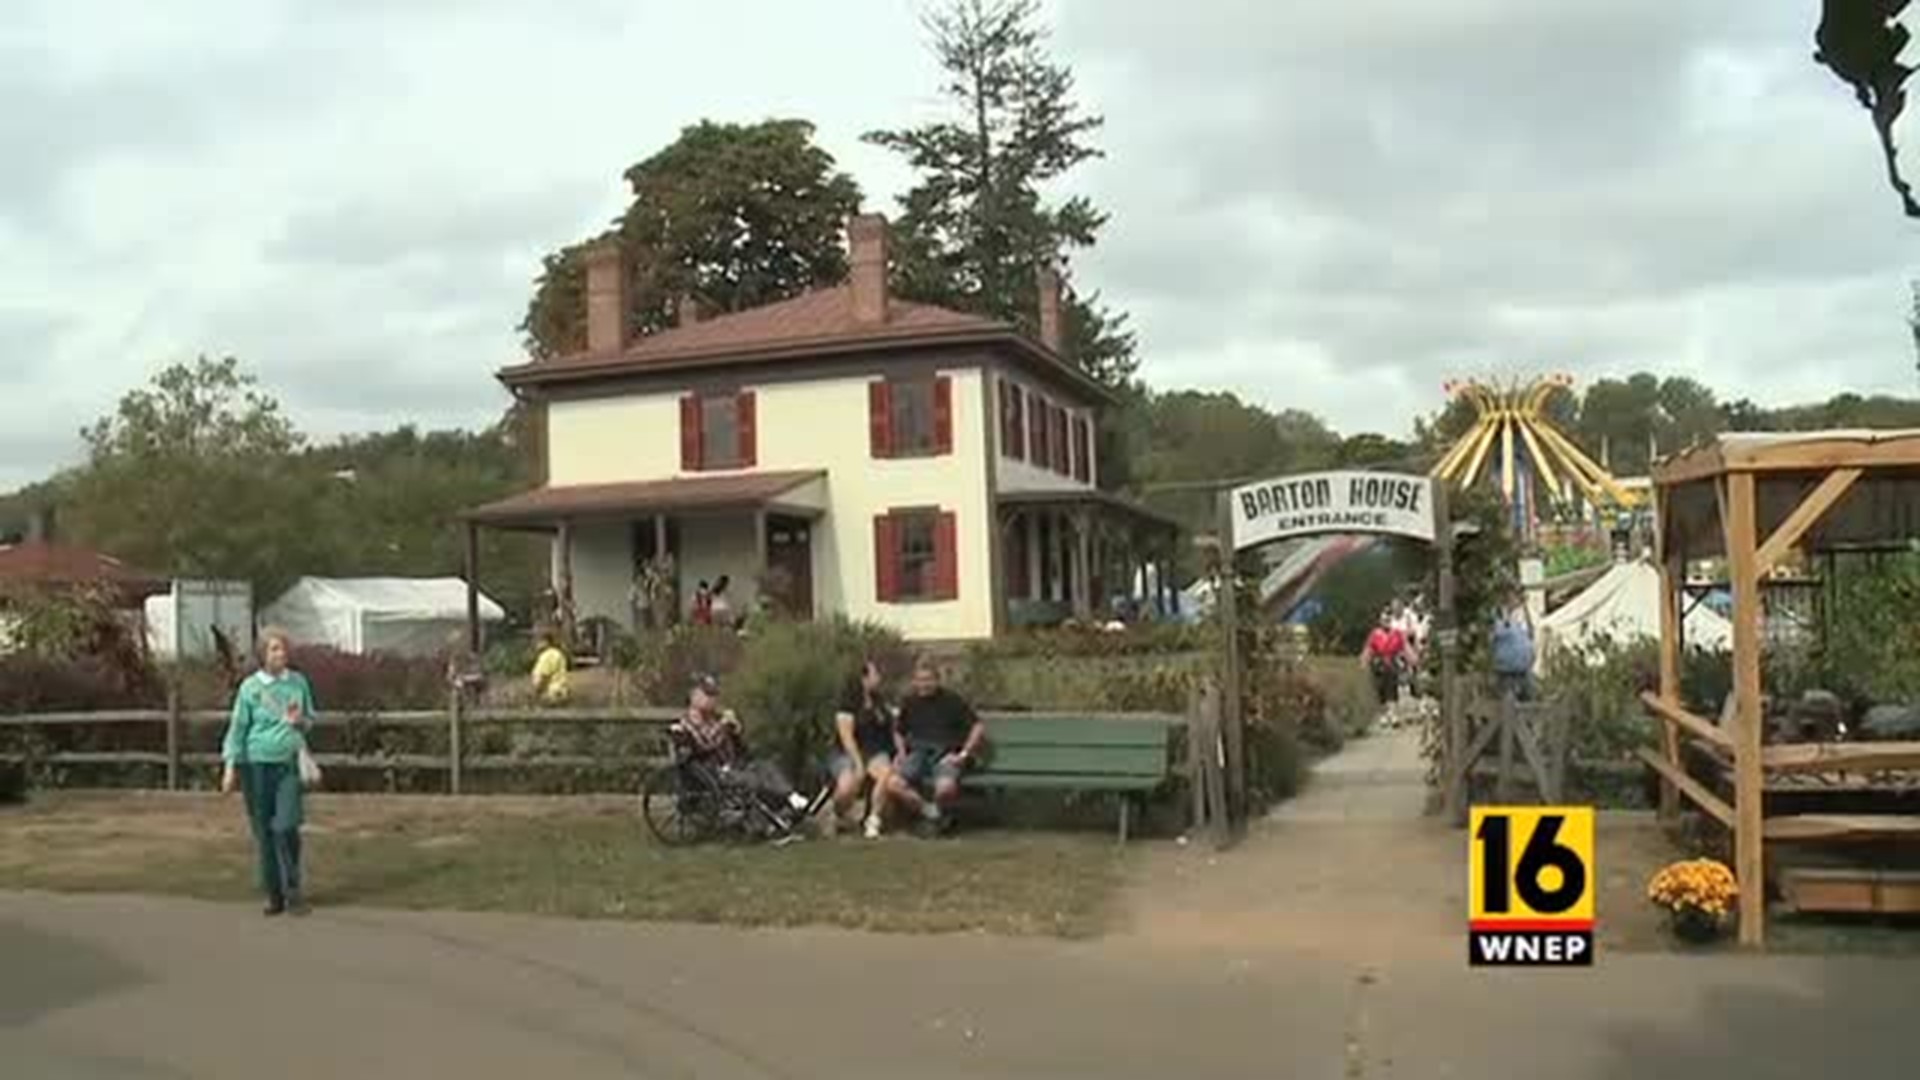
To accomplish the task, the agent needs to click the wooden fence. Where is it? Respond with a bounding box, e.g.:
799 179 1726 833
0 698 1189 797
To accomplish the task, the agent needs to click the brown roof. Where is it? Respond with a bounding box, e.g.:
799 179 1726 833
0 541 166 592
496 285 1111 403
465 470 826 529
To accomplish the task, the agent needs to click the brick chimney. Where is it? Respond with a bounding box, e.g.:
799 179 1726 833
848 214 890 325
1036 263 1064 353
581 239 628 354
25 507 52 544
676 293 703 328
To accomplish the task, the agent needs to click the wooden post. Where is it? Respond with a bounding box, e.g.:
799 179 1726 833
1202 679 1231 849
556 519 577 646
1187 685 1208 834
1725 471 1766 947
653 514 671 626
1072 510 1094 618
464 521 482 655
1215 491 1246 828
165 682 182 791
1653 486 1683 822
1497 692 1517 802
753 507 769 604
448 687 466 796
1433 480 1466 825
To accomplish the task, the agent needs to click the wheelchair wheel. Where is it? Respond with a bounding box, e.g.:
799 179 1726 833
641 766 716 846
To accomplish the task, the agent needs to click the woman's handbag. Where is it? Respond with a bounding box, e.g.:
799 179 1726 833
297 744 324 789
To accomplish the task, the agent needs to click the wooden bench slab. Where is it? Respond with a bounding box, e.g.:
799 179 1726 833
961 716 1179 841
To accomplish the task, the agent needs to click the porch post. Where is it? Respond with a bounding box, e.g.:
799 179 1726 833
464 520 481 654
556 519 576 646
753 507 769 608
1072 509 1094 618
1027 512 1043 604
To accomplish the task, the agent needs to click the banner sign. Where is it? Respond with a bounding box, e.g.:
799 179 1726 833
1227 471 1436 550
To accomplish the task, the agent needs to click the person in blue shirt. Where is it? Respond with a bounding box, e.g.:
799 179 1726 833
1490 601 1537 702
221 628 318 916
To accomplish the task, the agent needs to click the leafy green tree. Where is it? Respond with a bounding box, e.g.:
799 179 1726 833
62 356 333 598
865 0 1136 388
1814 0 1918 217
521 120 864 359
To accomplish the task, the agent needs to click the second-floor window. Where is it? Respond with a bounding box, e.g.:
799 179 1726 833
1000 379 1025 461
869 375 953 459
680 390 756 471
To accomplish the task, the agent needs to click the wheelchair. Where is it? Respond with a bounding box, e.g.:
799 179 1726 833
640 725 827 846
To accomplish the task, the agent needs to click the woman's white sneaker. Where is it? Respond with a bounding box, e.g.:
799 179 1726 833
863 814 883 840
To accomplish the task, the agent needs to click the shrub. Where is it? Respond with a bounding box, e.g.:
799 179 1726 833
1540 634 1661 764
726 617 908 779
0 760 24 803
289 646 446 711
0 652 164 713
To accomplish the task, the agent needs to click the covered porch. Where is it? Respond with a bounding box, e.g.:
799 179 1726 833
460 470 828 651
995 490 1183 627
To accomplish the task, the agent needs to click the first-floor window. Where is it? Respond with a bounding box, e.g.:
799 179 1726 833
875 508 958 602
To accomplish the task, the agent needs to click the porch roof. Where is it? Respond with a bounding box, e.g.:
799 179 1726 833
464 470 827 530
995 488 1183 535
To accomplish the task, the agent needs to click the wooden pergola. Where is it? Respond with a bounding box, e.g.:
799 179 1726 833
1644 430 1920 946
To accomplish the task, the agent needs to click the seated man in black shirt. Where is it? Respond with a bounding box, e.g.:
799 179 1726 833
885 657 985 832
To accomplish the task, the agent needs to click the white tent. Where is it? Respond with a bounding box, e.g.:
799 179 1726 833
1539 560 1731 657
261 577 504 657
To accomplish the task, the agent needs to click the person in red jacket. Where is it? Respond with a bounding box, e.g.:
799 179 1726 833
1360 611 1408 707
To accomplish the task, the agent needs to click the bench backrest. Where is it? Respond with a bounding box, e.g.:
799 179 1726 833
979 716 1174 779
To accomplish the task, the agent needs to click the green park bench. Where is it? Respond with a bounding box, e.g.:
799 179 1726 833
963 713 1182 842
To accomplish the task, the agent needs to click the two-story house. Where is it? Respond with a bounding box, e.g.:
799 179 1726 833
463 215 1179 643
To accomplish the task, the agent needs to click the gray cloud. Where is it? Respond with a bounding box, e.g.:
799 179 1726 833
3 0 1916 496
1060 0 1920 431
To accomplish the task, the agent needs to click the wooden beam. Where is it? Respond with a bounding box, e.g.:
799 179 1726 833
1215 491 1246 831
1763 740 1920 774
1653 487 1683 821
1725 470 1766 947
1639 691 1733 750
1754 468 1862 573
556 519 577 647
1764 814 1920 842
1633 747 1734 827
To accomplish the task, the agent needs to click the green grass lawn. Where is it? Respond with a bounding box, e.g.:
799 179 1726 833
0 792 1129 938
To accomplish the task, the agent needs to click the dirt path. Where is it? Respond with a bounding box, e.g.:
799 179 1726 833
1121 728 1462 961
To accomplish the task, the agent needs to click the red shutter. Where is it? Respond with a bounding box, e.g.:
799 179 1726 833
1029 397 1046 466
933 376 953 455
933 511 958 600
1049 405 1065 474
1073 417 1090 482
736 390 757 467
679 394 701 471
869 381 892 459
1006 383 1025 460
873 515 899 602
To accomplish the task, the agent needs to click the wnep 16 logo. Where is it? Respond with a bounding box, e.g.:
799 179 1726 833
1468 806 1595 967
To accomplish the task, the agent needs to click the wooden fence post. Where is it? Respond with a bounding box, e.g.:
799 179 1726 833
165 684 182 792
1496 692 1516 803
448 688 465 796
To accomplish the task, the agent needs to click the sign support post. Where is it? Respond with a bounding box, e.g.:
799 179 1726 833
1216 489 1246 839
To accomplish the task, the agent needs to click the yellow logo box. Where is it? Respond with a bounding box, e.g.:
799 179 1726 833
1469 805 1595 927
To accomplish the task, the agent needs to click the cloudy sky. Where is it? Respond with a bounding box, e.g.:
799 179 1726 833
4 0 1915 490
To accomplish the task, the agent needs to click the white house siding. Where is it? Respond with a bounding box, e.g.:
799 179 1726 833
543 364 995 640
990 367 1099 494
565 521 632 626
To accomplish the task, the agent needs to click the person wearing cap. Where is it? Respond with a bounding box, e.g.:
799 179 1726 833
679 674 813 829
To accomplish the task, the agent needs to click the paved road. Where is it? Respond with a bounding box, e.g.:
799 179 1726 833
7 731 1918 1078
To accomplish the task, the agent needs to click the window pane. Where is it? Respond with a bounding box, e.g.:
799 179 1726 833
896 513 937 598
890 379 935 454
701 395 739 468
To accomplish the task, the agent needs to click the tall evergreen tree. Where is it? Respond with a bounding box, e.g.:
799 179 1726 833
865 0 1136 388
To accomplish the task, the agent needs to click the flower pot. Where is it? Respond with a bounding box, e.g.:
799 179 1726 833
1668 905 1724 945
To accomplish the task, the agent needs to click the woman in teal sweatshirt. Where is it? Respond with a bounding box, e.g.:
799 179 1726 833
221 628 317 915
